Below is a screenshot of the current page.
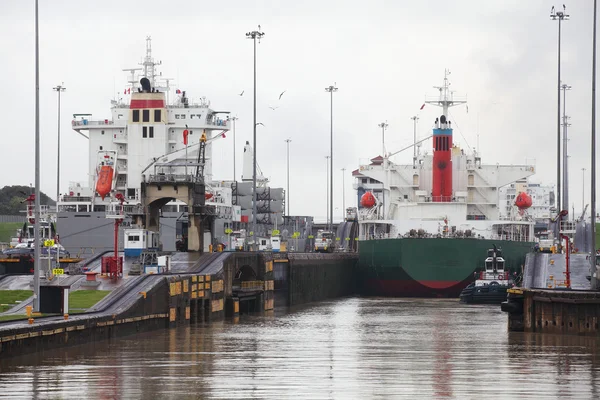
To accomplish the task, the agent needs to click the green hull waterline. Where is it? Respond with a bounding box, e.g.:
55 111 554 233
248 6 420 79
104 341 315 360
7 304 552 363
358 238 533 297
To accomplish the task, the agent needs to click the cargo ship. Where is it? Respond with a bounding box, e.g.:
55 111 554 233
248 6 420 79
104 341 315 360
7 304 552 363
56 37 313 256
354 70 538 297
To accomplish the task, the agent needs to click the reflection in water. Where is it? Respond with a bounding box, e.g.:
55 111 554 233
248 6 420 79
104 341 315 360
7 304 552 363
1 298 600 399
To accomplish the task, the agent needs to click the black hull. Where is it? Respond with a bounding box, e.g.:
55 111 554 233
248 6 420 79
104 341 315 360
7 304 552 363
459 284 510 305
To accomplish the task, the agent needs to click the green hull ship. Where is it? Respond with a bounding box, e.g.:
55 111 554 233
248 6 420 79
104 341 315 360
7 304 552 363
352 72 538 298
357 238 533 297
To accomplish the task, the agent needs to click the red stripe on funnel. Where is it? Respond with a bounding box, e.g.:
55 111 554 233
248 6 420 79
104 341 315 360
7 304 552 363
130 99 165 109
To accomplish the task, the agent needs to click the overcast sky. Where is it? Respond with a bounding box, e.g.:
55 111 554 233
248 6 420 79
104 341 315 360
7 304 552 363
0 0 597 221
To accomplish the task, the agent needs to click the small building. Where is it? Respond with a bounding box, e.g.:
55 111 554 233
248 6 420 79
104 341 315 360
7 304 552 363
124 229 159 257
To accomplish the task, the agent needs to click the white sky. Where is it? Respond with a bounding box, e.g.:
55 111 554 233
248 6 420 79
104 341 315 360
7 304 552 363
0 0 597 222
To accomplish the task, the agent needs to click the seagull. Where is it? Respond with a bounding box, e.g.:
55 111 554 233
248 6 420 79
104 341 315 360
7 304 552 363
239 90 244 96
256 122 265 127
269 106 279 110
279 90 286 100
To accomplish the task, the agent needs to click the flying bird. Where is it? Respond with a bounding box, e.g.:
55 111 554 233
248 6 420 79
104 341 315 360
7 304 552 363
256 122 265 127
239 90 244 96
279 90 286 100
269 106 279 110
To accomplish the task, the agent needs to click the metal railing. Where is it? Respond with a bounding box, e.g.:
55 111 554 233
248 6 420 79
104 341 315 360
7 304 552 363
147 174 200 183
72 120 114 127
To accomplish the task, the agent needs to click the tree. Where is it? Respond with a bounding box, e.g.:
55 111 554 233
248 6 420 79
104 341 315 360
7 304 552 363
0 186 55 215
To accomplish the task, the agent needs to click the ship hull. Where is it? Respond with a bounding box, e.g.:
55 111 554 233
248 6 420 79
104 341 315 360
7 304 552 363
358 238 533 298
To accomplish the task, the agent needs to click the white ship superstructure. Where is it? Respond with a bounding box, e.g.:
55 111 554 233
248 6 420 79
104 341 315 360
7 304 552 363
64 37 230 208
499 181 554 225
355 71 537 241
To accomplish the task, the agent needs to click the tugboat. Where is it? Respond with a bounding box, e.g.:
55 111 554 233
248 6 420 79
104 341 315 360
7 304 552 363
459 245 514 304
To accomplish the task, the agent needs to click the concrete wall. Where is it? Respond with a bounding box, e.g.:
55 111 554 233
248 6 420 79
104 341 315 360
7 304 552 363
285 253 358 307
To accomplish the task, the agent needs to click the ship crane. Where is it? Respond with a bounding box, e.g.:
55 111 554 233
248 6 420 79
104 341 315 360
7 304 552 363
141 129 227 178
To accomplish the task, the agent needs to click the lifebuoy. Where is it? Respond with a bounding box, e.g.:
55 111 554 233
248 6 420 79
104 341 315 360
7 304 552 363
498 275 504 280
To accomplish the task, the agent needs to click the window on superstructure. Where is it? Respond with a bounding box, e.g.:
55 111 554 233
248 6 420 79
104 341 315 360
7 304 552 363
154 110 161 122
133 110 140 122
149 127 154 138
143 110 150 122
143 126 148 138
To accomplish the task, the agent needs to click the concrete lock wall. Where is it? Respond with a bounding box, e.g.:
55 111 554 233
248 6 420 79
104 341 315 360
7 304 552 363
285 253 358 307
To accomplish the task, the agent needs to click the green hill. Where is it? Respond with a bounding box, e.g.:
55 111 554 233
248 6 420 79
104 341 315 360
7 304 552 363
0 185 55 216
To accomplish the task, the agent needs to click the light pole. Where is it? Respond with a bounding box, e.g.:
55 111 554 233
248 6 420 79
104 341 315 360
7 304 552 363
326 156 330 227
53 84 66 203
411 116 419 167
325 84 338 232
582 168 586 213
551 5 569 214
33 0 41 312
246 26 265 249
591 0 597 287
231 116 238 181
341 167 346 219
561 82 572 218
285 139 291 216
378 122 388 219
378 121 388 156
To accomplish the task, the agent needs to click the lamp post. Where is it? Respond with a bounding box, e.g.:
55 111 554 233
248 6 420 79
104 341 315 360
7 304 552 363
378 122 388 219
33 0 41 312
325 84 338 232
231 116 238 181
285 138 291 216
411 116 419 167
246 26 265 250
551 5 569 214
53 84 66 203
561 83 572 218
341 167 346 220
591 0 597 287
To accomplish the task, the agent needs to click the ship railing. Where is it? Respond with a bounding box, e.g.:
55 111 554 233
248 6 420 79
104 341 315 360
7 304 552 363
206 119 228 127
428 196 453 202
147 174 200 183
488 233 531 242
72 119 114 127
60 196 93 203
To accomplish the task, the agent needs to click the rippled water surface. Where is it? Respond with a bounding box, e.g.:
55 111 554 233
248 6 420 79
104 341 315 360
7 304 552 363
1 298 600 399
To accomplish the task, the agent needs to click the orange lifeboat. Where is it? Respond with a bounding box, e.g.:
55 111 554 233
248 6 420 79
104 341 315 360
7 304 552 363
96 165 114 200
360 192 376 208
514 192 532 210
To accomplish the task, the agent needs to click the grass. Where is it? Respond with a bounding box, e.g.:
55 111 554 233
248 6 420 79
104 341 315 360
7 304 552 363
0 290 33 313
0 222 22 244
0 290 111 322
68 290 111 313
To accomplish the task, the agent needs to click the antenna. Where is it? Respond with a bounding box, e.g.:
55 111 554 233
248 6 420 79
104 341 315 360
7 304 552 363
425 69 466 116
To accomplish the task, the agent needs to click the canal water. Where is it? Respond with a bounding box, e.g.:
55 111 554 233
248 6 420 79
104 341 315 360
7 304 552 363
1 298 600 399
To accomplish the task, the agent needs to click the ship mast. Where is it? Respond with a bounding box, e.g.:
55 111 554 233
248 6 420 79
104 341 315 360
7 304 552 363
141 36 162 88
425 69 467 116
